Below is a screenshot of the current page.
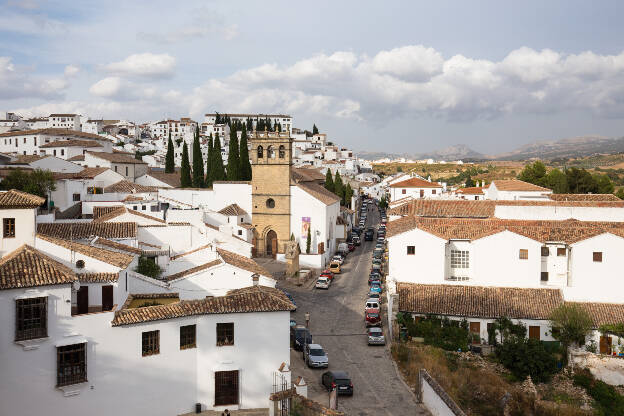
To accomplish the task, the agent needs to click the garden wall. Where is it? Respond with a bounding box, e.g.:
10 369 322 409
419 369 466 416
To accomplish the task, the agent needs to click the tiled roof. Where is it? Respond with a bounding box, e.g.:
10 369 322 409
40 139 102 148
389 177 442 188
387 200 496 219
143 171 181 188
94 237 142 255
103 180 158 193
37 234 135 269
217 248 272 278
7 154 44 164
456 187 484 195
291 168 325 184
53 167 111 180
37 221 137 239
218 203 248 216
568 302 624 327
0 128 106 141
490 179 551 192
111 286 295 326
165 259 223 281
0 190 45 208
548 194 621 202
387 216 624 243
87 151 147 164
170 244 212 260
297 182 340 206
0 245 77 290
92 206 123 220
77 273 119 283
93 206 165 224
68 154 85 161
397 283 563 320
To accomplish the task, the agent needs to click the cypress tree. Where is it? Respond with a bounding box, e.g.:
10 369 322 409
192 126 204 187
306 226 311 254
239 129 252 180
345 183 353 206
165 131 175 173
334 171 344 201
205 135 213 187
227 128 241 180
180 142 192 187
313 124 319 135
324 170 334 193
211 134 225 181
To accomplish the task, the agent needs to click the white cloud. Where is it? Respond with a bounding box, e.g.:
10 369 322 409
89 77 125 98
0 56 68 99
64 64 80 77
370 45 444 81
104 53 176 79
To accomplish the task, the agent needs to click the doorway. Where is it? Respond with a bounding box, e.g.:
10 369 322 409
77 286 89 315
469 322 480 344
600 335 612 354
266 230 278 258
102 285 113 311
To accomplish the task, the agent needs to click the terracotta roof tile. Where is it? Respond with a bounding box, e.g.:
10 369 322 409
87 151 147 164
143 170 181 188
390 177 442 188
40 139 102 148
93 206 165 224
218 203 248 216
77 272 119 283
387 200 496 219
217 248 272 278
94 237 142 255
0 190 45 208
568 302 624 327
397 283 563 320
456 187 484 195
297 182 340 206
490 179 551 192
165 259 223 281
0 128 107 141
0 245 76 290
103 180 158 193
37 234 134 269
111 286 294 326
37 221 137 239
548 194 621 202
53 167 111 180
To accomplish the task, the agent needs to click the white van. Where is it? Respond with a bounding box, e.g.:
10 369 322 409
337 242 349 255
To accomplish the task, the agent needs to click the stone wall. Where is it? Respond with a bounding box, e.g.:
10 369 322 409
570 349 624 386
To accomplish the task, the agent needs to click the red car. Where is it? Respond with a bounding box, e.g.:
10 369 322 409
348 243 356 252
365 309 382 327
320 270 334 281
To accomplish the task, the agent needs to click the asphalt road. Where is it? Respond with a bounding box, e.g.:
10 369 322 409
282 204 428 416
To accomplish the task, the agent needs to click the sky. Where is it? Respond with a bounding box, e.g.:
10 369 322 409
1 0 623 155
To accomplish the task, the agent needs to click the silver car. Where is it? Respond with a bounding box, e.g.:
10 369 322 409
367 327 385 345
315 276 330 290
304 343 329 368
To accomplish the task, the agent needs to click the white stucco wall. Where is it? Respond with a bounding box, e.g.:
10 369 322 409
387 228 446 284
495 205 624 222
0 207 36 257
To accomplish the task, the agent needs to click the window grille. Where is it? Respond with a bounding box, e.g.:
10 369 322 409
450 250 469 268
15 297 47 341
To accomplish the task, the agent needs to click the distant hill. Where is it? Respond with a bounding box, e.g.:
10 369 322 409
492 136 624 161
417 144 484 161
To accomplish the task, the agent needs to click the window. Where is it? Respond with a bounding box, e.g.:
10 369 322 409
519 249 528 260
557 247 566 256
142 330 160 356
61 149 64 156
432 189 436 195
15 297 47 341
114 166 118 172
541 272 549 282
125 166 128 176
142 205 146 211
75 260 85 269
56 343 87 387
266 198 275 209
450 250 469 268
133 206 138 211
216 322 234 346
53 150 56 156
3 218 15 238
215 370 239 406
406 246 415 255
402 189 406 194
541 247 549 256
238 230 242 236
72 193 81 202
593 252 603 262
87 187 103 194
267 145 275 158
278 145 285 158
180 325 196 350
420 189 424 197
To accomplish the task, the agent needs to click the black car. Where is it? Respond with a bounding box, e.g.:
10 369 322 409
369 272 381 285
365 230 374 241
290 326 313 351
322 371 353 395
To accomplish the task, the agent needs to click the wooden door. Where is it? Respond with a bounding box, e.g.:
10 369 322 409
102 285 113 311
77 286 89 315
529 326 540 340
469 322 480 344
271 238 278 259
600 336 612 354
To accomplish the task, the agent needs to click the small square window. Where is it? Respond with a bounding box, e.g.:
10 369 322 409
72 193 81 202
593 252 603 262
557 247 566 256
217 323 234 346
407 246 415 255
180 325 196 350
519 249 528 260
237 230 242 236
541 272 549 281
3 218 15 238
142 330 159 356
402 189 406 194
541 247 549 256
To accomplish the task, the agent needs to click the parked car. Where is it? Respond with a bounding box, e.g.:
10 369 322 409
368 327 386 345
320 270 334 280
367 292 381 302
348 243 355 252
365 230 374 241
365 310 382 327
283 291 296 311
369 272 381 284
291 326 313 351
369 278 382 288
369 283 382 294
331 255 344 265
365 299 380 310
353 236 361 246
321 371 353 395
316 276 330 289
337 242 349 255
304 343 329 368
329 262 341 274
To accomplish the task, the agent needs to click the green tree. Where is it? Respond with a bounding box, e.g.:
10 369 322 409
550 303 594 356
0 168 56 199
566 167 598 194
344 183 353 207
518 161 547 186
616 188 624 200
239 129 252 180
324 170 334 193
306 226 311 254
312 124 319 135
379 195 388 209
135 256 162 278
165 131 175 173
205 135 213 187
495 336 559 382
334 171 344 201
544 168 568 193
593 174 614 194
227 128 241 180
191 126 204 187
180 142 192 188
211 134 226 182
464 175 475 187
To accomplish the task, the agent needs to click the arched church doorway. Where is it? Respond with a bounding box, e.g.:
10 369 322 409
266 230 278 258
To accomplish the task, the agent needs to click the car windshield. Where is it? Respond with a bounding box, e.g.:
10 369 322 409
310 348 325 356
295 329 309 337
369 329 382 335
330 263 339 267
368 313 379 318
335 378 350 385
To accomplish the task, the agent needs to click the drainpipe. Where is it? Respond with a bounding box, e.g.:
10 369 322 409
566 246 572 287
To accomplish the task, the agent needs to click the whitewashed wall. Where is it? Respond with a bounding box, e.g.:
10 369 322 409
0 207 36 257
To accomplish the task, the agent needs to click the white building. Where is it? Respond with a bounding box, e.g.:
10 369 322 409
82 152 148 181
48 114 81 130
485 179 552 200
204 113 292 133
388 177 444 201
0 129 112 157
0 190 44 256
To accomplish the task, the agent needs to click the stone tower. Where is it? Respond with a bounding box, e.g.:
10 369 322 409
250 130 292 257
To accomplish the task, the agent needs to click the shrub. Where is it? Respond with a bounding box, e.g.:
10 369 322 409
405 315 469 352
495 337 560 382
135 256 162 278
573 369 624 416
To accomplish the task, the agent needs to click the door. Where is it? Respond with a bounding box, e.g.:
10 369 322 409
600 336 612 354
469 322 480 344
420 189 424 198
215 370 239 406
102 285 113 311
529 326 540 340
266 230 277 258
77 286 89 315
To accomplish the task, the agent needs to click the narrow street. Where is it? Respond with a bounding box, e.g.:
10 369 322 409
280 205 428 415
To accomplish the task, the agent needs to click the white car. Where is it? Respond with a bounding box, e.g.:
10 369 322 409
332 255 344 265
315 276 330 289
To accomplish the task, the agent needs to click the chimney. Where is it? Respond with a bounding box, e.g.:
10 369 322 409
252 273 259 286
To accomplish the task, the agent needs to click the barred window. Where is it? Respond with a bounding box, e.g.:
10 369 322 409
15 297 47 341
215 370 239 406
519 249 528 260
142 330 159 356
57 343 87 387
406 246 415 255
450 250 469 269
180 324 196 350
3 218 15 238
541 247 549 256
217 323 234 346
